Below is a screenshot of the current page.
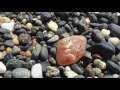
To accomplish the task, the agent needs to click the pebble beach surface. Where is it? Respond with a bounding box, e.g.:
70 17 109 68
0 12 120 78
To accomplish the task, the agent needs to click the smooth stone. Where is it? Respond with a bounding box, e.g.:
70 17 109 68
58 21 66 26
41 12 54 21
4 71 13 78
0 62 6 74
101 29 110 37
45 66 60 77
36 31 44 41
35 20 42 26
26 23 33 30
48 20 58 32
15 28 27 35
72 17 79 26
61 32 70 38
94 59 106 69
4 33 12 40
73 75 85 78
47 35 59 44
6 59 25 70
32 44 41 60
54 12 70 20
0 52 3 60
1 21 15 31
109 13 118 24
50 47 56 57
109 23 120 38
108 37 120 46
3 53 13 64
89 42 115 60
48 57 56 65
89 14 98 22
23 62 33 69
31 63 43 78
92 54 102 60
115 53 120 61
0 46 5 51
13 68 30 78
70 64 83 74
72 28 79 34
0 28 10 34
64 66 78 78
93 68 102 76
91 30 105 43
85 63 95 78
113 74 119 78
4 40 14 48
41 61 50 73
99 17 108 23
107 60 120 74
40 46 49 61
56 36 87 66
83 51 92 64
12 46 21 55
56 27 66 35
44 32 55 40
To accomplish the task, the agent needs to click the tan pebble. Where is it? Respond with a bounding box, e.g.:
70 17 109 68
6 47 12 53
0 52 3 60
25 51 32 57
22 19 27 24
12 38 19 45
26 23 33 30
0 17 10 23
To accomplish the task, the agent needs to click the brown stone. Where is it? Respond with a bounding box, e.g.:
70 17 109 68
56 36 87 66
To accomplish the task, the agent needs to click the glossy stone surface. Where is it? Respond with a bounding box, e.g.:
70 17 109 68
56 36 87 66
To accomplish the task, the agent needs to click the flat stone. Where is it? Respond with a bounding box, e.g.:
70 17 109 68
56 36 87 66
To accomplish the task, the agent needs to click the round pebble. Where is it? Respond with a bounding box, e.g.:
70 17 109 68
94 59 106 69
0 62 6 74
108 37 120 45
101 29 110 37
26 23 33 30
48 20 58 32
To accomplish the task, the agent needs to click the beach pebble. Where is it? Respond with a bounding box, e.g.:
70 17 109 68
13 68 30 78
41 61 50 73
108 37 120 46
31 63 43 78
48 57 56 65
6 47 12 53
93 68 102 76
0 52 3 60
64 66 78 78
26 23 33 30
47 35 59 44
101 29 110 37
4 71 13 78
1 20 15 31
71 64 83 74
45 66 60 77
40 46 49 61
12 46 21 55
48 20 58 32
0 62 6 74
4 40 14 48
93 59 106 69
12 38 19 45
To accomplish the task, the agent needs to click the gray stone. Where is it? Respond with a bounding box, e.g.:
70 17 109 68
0 28 10 34
12 46 21 54
71 64 84 74
13 68 30 78
73 75 85 78
4 71 13 78
40 46 49 61
41 61 50 73
23 62 33 69
6 59 25 70
48 57 56 65
4 40 14 48
58 21 66 26
47 35 59 44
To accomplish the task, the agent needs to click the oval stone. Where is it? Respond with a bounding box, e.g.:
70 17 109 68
56 36 87 66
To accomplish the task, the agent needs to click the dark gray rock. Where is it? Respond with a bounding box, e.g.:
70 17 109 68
12 68 30 78
109 23 120 38
4 33 12 40
107 60 120 74
58 21 66 26
47 35 59 44
4 40 14 48
12 46 21 55
35 20 42 26
70 64 84 74
0 28 10 34
6 59 25 70
89 42 115 60
23 62 33 69
15 28 27 35
56 27 66 35
50 47 56 57
91 30 105 43
39 46 49 61
72 17 79 26
3 53 13 64
41 12 54 21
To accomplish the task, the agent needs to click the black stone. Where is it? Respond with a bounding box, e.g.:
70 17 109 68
3 33 12 40
41 12 54 21
91 30 105 43
107 60 120 74
3 53 13 64
50 47 56 57
0 28 10 34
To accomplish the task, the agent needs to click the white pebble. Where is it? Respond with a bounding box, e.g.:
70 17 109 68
85 17 90 24
0 62 6 74
108 37 120 45
113 74 119 78
1 20 15 31
94 59 106 69
64 66 78 78
31 63 43 78
101 29 110 37
48 20 58 32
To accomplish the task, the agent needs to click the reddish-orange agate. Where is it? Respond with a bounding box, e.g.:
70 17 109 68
56 36 87 66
